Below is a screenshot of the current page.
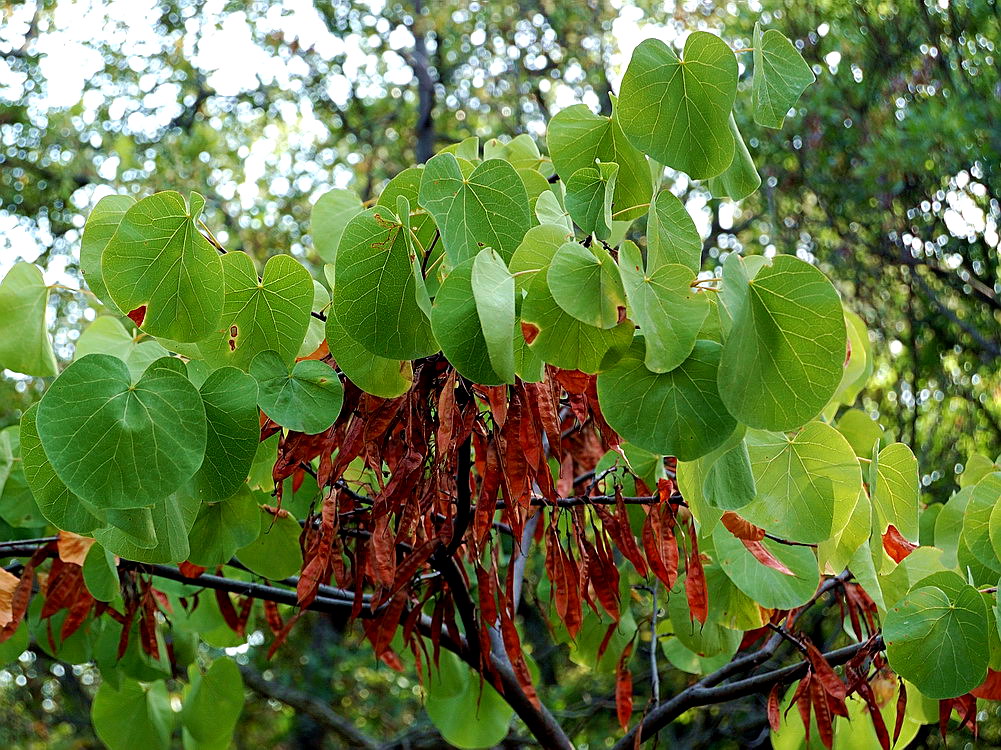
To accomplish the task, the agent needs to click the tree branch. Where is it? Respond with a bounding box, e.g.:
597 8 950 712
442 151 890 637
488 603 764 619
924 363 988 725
613 571 856 748
238 664 379 749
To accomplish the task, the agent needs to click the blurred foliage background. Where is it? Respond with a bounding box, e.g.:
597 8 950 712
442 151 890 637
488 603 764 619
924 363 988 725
0 0 998 747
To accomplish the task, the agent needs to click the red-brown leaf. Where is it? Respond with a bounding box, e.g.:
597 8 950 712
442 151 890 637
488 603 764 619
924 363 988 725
215 589 241 634
582 538 619 621
684 522 708 625
56 531 95 565
791 673 813 744
641 508 677 590
882 524 919 563
894 680 908 744
297 491 338 607
616 638 635 732
0 568 21 629
767 684 781 732
263 599 284 635
971 668 1001 699
810 670 835 749
805 641 846 700
127 305 146 327
178 562 205 579
554 369 592 394
720 511 765 541
741 540 795 576
436 370 458 451
856 679 891 750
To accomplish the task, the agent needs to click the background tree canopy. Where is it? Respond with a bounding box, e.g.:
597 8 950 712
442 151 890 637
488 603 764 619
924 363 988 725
0 0 998 747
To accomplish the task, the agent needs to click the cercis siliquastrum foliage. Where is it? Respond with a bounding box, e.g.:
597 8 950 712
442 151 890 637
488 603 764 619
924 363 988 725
1 24 998 750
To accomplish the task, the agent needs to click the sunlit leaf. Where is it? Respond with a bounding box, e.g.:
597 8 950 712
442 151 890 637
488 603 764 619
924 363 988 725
0 262 57 377
752 24 816 129
102 191 225 342
618 33 738 178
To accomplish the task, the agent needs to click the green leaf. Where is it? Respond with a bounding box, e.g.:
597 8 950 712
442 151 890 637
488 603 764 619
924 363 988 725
521 271 634 373
310 188 363 262
712 524 821 609
484 133 545 171
752 24 816 129
395 195 433 319
596 339 736 461
471 248 516 382
564 163 618 240
191 367 260 501
935 487 973 569
94 491 200 564
646 191 702 273
431 258 506 385
871 442 919 541
508 223 574 292
702 437 756 511
960 472 1001 575
418 153 531 264
983 477 1001 563
83 542 120 602
80 194 135 312
102 191 225 342
546 103 651 222
331 207 438 360
236 507 303 580
961 453 998 488
826 310 871 413
378 168 440 287
0 426 43 528
324 295 413 398
198 253 313 370
74 316 169 380
718 254 847 431
187 487 261 567
102 506 158 550
546 241 626 329
37 354 207 509
250 351 343 435
19 404 103 534
425 650 514 748
534 190 573 232
618 33 738 179
668 576 742 657
92 679 173 750
835 408 882 458
707 114 760 200
0 262 57 377
739 422 861 544
884 583 988 699
619 240 708 372
181 659 245 747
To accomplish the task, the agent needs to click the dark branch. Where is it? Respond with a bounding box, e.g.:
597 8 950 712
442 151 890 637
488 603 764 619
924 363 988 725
239 665 379 749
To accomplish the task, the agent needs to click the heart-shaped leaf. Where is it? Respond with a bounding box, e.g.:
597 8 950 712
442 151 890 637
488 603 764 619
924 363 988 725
37 354 207 509
596 339 736 461
618 33 738 178
250 351 343 435
619 240 708 373
418 153 531 264
198 252 313 370
102 191 224 342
